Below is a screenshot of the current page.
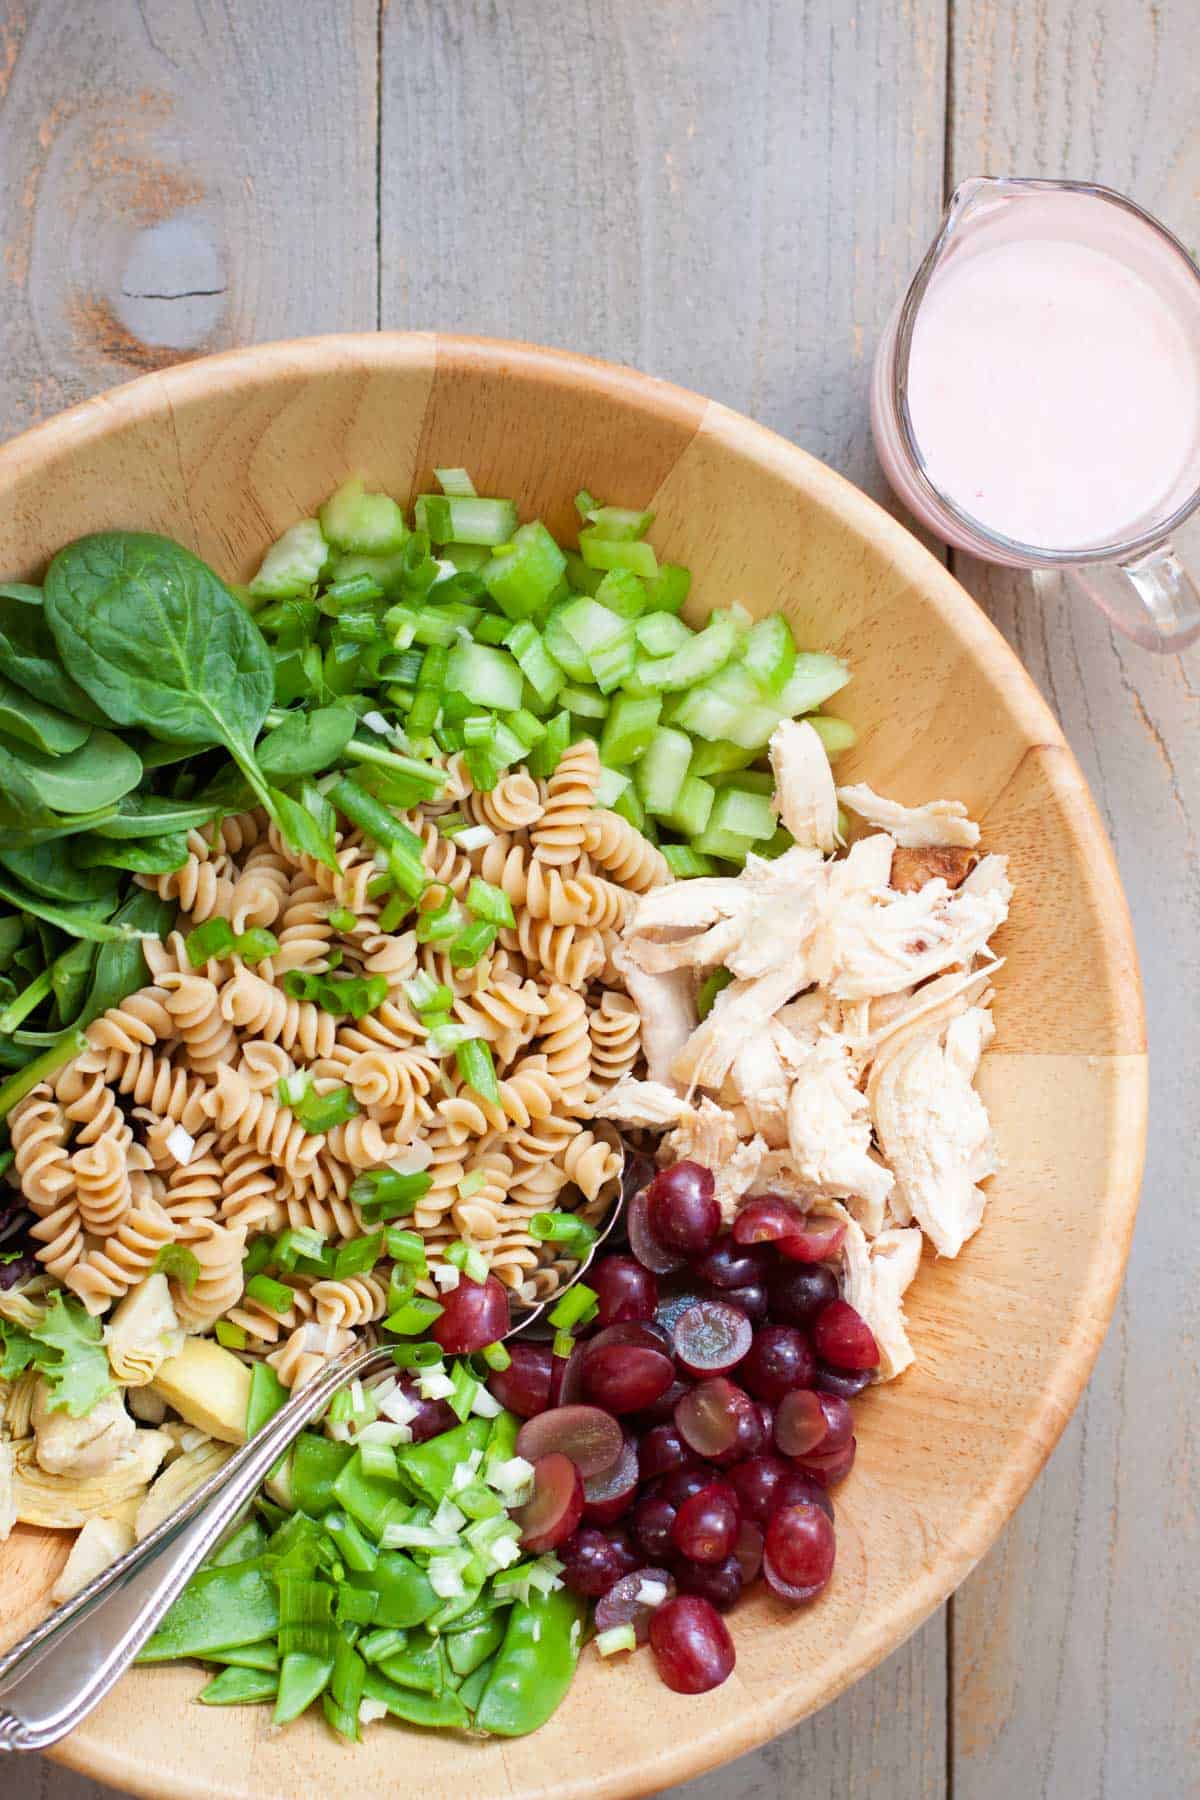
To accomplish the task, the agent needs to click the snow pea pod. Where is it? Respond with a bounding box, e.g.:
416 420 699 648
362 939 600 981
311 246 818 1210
361 1665 469 1729
395 1415 492 1505
198 1666 278 1706
473 1585 585 1738
137 1563 279 1662
446 1611 506 1677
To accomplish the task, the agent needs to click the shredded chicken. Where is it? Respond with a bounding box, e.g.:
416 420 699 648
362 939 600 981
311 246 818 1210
890 844 977 893
782 1035 895 1236
611 941 696 1089
32 1385 137 1480
772 719 839 851
836 1210 924 1380
838 782 981 848
590 1078 691 1130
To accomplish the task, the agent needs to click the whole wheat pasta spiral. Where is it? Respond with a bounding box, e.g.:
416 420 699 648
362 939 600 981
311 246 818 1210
238 1038 294 1093
79 1047 209 1137
273 876 336 974
218 1140 285 1236
465 769 545 833
401 814 473 897
219 966 337 1060
439 1062 561 1136
70 1131 134 1236
311 1273 388 1330
411 1117 468 1233
54 1060 130 1151
451 1149 513 1242
186 810 265 861
142 929 223 984
203 1064 318 1170
171 1219 247 1333
424 750 473 814
140 855 235 924
581 809 671 891
556 1128 623 1202
344 1045 439 1124
162 973 237 1074
322 1114 394 1171
223 1275 314 1346
507 1115 582 1175
8 1087 74 1213
267 1321 355 1390
500 914 604 989
278 1178 361 1243
28 1197 86 1281
358 929 419 994
531 739 601 864
65 1201 175 1315
229 841 291 931
534 986 591 1107
163 1134 225 1242
586 991 642 1096
83 988 175 1058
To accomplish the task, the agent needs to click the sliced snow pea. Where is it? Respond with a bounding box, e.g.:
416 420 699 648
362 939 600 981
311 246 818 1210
446 1611 507 1677
361 1665 470 1729
138 1563 280 1662
198 1666 278 1706
346 1550 439 1630
473 1585 585 1738
395 1416 492 1505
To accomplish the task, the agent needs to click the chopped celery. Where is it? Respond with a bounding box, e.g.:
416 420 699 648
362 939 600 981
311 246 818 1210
611 781 646 831
757 824 794 859
250 520 328 600
634 613 739 694
556 596 627 660
473 612 513 646
688 738 758 777
444 642 524 713
697 968 734 1017
643 563 691 614
443 541 490 572
708 767 774 793
807 714 857 756
579 505 654 540
578 532 658 578
660 843 720 877
540 606 593 683
504 620 565 708
661 774 714 839
634 613 692 659
691 822 758 863
740 614 796 694
414 495 519 547
707 786 777 841
557 684 607 719
600 693 661 764
775 652 851 714
563 550 603 595
673 682 782 749
319 478 408 555
594 568 647 619
435 468 477 497
482 522 567 620
634 727 692 816
526 711 570 778
593 767 630 808
589 631 637 693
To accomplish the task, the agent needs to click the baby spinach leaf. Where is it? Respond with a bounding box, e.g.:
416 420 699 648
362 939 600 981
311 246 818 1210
0 740 59 829
0 878 147 944
0 581 44 606
75 832 190 875
78 889 174 1028
0 917 25 970
0 672 90 756
0 807 120 847
0 843 120 906
0 594 112 725
267 787 338 871
256 706 357 781
90 792 216 840
49 939 97 1025
44 532 273 751
0 728 142 815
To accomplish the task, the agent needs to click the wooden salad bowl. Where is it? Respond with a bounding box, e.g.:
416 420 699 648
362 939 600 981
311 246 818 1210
0 335 1146 1800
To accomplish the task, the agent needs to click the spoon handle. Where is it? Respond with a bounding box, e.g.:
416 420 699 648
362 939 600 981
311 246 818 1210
0 1341 389 1753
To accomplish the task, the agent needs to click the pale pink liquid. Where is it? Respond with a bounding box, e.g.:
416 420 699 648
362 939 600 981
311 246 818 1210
906 234 1200 551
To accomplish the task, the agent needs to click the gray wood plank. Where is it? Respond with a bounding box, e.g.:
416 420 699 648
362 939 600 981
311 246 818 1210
947 5 1200 1798
0 0 378 436
381 3 952 1796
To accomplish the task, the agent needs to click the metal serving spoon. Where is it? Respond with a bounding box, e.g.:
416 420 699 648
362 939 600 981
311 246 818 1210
0 1161 639 1754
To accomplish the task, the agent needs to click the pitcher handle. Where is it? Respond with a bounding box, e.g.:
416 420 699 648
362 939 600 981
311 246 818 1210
1076 542 1200 651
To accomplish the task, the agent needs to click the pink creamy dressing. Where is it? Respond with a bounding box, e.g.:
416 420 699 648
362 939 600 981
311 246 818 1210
905 235 1200 550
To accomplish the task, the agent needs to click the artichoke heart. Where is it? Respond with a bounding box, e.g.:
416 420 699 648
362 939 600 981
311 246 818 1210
0 1440 15 1543
3 1369 39 1441
135 1440 234 1542
13 1428 172 1529
51 1514 136 1603
104 1275 183 1388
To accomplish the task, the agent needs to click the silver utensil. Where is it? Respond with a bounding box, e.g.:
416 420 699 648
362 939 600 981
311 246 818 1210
0 1173 632 1753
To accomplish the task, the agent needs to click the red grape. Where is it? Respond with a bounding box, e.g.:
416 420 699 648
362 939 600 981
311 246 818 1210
582 1342 676 1414
670 1482 739 1563
514 1452 584 1552
773 1467 835 1523
649 1596 735 1693
585 1321 671 1357
591 1254 659 1326
430 1273 510 1354
768 1260 839 1325
790 1435 857 1488
734 1517 764 1585
628 1183 685 1274
774 1389 828 1458
393 1377 456 1443
815 1393 853 1452
731 1194 807 1247
719 1280 769 1325
487 1341 553 1418
637 1423 696 1483
631 1492 679 1561
516 1404 624 1478
658 1466 717 1508
813 1361 873 1398
603 1524 641 1579
811 1300 878 1371
582 1435 640 1524
675 1554 743 1611
762 1501 836 1601
775 1214 847 1262
646 1161 719 1255
738 1325 815 1403
635 1377 692 1427
691 1233 765 1289
675 1377 757 1460
672 1301 753 1379
594 1567 676 1643
725 1453 788 1527
559 1526 634 1597
552 1340 588 1407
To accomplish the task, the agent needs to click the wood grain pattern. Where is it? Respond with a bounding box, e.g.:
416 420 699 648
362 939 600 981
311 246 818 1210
948 7 1200 1797
0 334 1144 1800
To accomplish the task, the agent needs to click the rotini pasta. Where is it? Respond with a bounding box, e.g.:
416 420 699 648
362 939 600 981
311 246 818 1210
582 807 671 891
530 739 601 864
171 1220 247 1333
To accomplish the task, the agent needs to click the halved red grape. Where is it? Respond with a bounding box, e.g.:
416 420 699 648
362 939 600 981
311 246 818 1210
773 1467 835 1522
559 1526 634 1596
762 1501 835 1601
604 1524 641 1579
584 1321 671 1358
638 1423 696 1483
646 1161 719 1255
754 1400 774 1439
393 1377 456 1444
582 1342 675 1414
720 1280 769 1325
635 1377 692 1427
692 1233 765 1290
430 1273 510 1354
516 1404 624 1478
731 1194 807 1247
815 1393 853 1452
649 1595 735 1693
811 1300 879 1371
594 1566 676 1644
487 1341 553 1419
813 1361 873 1398
653 1284 709 1337
775 1214 847 1262
774 1389 828 1458
514 1452 584 1552
670 1482 739 1563
551 1340 589 1408
628 1183 685 1274
672 1301 753 1379
791 1435 857 1488
725 1453 788 1527
734 1517 764 1584
738 1325 815 1403
675 1554 743 1612
582 1435 640 1524
591 1254 660 1326
675 1377 756 1460
710 1398 767 1467
768 1260 839 1325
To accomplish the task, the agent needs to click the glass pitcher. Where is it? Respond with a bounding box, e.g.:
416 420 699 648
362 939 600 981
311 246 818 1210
871 177 1200 651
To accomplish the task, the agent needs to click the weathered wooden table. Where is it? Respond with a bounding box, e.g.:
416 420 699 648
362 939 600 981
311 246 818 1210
0 3 1194 1796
